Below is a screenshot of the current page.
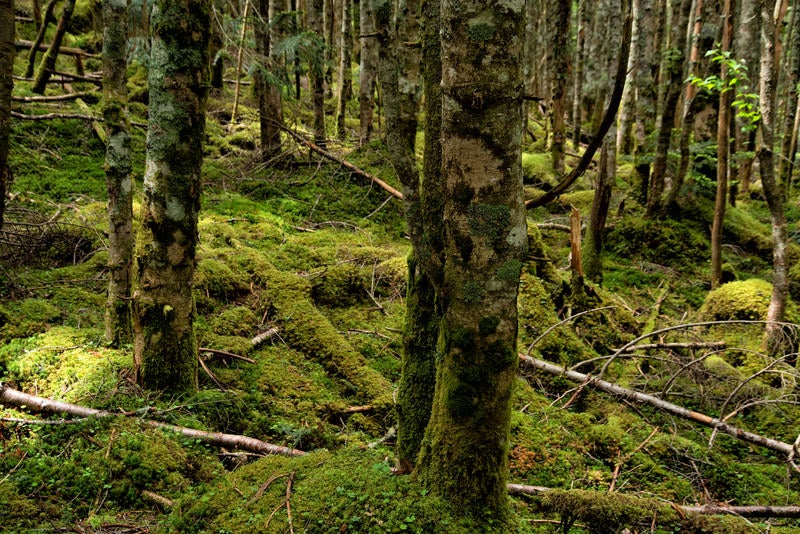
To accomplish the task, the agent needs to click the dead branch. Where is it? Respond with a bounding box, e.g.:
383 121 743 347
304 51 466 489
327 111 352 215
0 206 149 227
536 222 572 232
0 383 305 457
11 110 100 121
141 490 175 508
15 39 100 58
198 356 228 391
12 91 99 102
251 327 280 348
199 347 256 364
280 125 404 200
248 472 291 505
621 341 727 352
518 354 797 458
506 484 800 518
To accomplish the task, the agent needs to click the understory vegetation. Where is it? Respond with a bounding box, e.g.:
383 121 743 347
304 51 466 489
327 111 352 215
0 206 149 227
5 6 800 534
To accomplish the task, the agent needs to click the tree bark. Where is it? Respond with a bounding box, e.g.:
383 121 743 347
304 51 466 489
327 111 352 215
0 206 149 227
133 0 210 392
25 0 55 78
734 0 761 197
710 0 733 289
254 0 283 160
358 0 377 146
572 0 586 149
103 0 133 347
780 0 800 187
308 0 326 146
548 0 570 173
335 0 352 140
32 0 76 94
414 2 527 523
633 0 657 202
0 0 13 230
758 0 790 352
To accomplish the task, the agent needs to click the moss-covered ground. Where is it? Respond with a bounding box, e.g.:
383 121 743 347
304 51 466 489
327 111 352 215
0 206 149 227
4 6 800 533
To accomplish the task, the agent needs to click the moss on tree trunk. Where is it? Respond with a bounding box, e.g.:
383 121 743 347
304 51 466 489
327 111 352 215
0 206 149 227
415 1 526 524
133 0 210 392
0 0 13 229
32 0 75 94
103 0 133 347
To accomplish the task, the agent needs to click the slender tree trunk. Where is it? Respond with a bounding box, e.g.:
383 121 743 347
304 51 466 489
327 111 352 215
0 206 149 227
616 0 638 154
26 0 55 78
710 0 733 289
633 0 656 202
133 0 210 392
255 0 283 160
358 0 377 145
415 1 527 523
572 0 585 149
32 0 76 94
0 0 13 230
646 0 691 217
735 0 760 197
759 0 790 352
308 0 326 146
395 0 442 472
779 0 800 187
335 0 352 140
103 0 133 347
549 0 570 173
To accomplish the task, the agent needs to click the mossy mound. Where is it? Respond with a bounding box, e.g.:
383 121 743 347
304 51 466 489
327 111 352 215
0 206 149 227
606 215 708 268
699 278 774 321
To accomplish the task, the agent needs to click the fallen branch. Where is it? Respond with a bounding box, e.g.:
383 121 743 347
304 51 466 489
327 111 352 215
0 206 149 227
199 346 256 364
518 354 797 459
12 91 99 102
621 341 727 352
0 383 305 457
280 125 404 200
251 327 280 348
506 484 800 518
141 489 175 508
15 39 100 58
11 110 100 121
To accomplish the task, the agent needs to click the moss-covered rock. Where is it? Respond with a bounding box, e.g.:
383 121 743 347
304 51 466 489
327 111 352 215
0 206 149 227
699 278 774 321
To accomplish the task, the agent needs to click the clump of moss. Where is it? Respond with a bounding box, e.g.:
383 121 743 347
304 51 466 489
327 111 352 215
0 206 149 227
0 298 63 338
311 263 367 307
699 278 773 321
209 306 258 337
194 257 250 301
606 216 708 268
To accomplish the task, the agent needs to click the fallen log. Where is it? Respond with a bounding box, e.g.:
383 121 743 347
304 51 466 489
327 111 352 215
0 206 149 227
0 382 305 457
507 484 800 518
12 91 98 102
519 354 797 458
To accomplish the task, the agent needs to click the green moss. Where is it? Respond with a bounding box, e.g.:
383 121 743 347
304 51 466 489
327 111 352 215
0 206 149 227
467 22 495 41
479 316 501 335
467 203 510 243
0 298 63 338
699 278 773 321
462 280 484 303
209 306 258 337
311 263 367 307
497 259 522 282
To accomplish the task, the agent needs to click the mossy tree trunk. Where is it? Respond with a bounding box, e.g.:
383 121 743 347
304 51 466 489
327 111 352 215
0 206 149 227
358 0 377 146
254 0 283 160
335 0 352 140
734 0 760 197
373 0 432 472
133 0 210 392
103 0 134 347
32 0 76 94
26 0 55 79
758 0 790 352
308 0 326 146
548 0 570 173
415 1 526 523
632 0 657 203
0 0 13 230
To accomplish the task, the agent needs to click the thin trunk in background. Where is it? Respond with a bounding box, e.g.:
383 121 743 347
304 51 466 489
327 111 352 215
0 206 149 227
133 0 210 392
758 0 790 352
710 0 733 289
0 0 13 229
616 0 638 154
633 0 657 202
255 0 283 160
572 0 586 149
308 0 326 146
26 0 55 78
103 0 134 347
548 0 570 173
779 0 800 187
734 0 761 197
335 0 352 140
32 0 77 94
358 0 377 145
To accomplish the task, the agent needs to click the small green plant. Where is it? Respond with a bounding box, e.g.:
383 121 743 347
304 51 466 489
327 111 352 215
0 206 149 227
687 47 761 132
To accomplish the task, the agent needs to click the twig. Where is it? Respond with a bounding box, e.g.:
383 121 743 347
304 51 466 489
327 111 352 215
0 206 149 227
199 347 256 364
12 91 98 102
527 305 616 350
11 110 100 121
198 356 228 391
141 489 175 508
608 426 658 492
250 327 280 348
286 472 296 534
621 341 726 352
248 472 291 505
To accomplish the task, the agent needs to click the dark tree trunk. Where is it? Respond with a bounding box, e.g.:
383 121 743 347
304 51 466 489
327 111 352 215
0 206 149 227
335 0 352 140
255 0 283 160
549 0 570 173
358 0 377 145
103 0 133 347
415 0 527 523
308 0 326 146
0 0 13 229
133 0 210 392
32 0 76 94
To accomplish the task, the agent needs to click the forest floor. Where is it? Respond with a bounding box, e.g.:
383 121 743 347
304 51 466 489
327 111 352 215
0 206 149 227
4 14 800 534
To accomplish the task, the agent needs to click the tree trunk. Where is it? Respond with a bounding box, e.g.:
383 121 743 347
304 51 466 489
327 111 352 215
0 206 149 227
572 0 586 149
26 0 55 79
0 0 13 230
358 0 377 145
584 131 616 282
308 0 326 146
415 1 527 523
710 0 733 289
633 0 657 202
645 0 691 217
32 0 76 94
103 0 133 347
395 0 443 472
133 0 210 392
548 0 570 173
759 0 790 352
335 0 352 140
734 0 761 197
255 0 283 160
780 0 800 187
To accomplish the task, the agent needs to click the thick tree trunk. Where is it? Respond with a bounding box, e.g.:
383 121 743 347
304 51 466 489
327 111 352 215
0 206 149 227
133 0 210 392
0 0 12 230
759 0 790 352
103 0 133 347
645 0 691 217
32 0 76 94
308 0 326 146
548 1 570 173
255 0 283 160
710 0 733 289
358 0 377 145
415 2 527 523
335 0 352 140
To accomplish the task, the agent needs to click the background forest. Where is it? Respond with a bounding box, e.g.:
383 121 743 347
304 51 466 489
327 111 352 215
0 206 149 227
4 0 800 532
